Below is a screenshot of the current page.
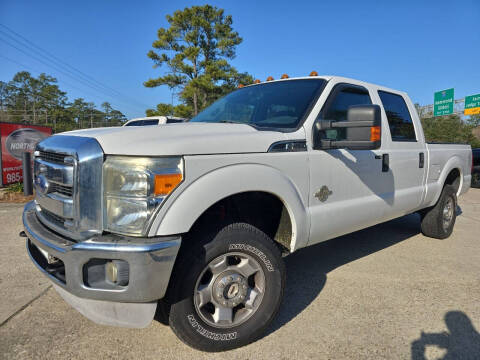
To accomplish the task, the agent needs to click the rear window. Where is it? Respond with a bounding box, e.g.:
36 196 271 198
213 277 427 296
378 91 416 141
125 119 159 126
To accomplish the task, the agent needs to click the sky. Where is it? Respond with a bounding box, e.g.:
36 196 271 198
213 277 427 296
1 0 479 119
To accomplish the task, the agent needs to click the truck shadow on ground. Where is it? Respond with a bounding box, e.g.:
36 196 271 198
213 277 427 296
411 311 480 360
267 212 422 335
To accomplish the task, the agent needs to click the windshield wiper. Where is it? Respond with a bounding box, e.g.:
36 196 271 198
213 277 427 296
219 120 258 129
219 120 241 124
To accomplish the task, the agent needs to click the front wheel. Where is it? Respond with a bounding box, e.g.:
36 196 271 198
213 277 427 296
167 223 285 352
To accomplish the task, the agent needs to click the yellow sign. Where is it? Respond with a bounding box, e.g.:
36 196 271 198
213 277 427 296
464 107 480 115
465 94 480 115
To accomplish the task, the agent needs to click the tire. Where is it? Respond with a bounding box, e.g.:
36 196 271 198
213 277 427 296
420 185 457 239
472 172 480 188
166 222 285 352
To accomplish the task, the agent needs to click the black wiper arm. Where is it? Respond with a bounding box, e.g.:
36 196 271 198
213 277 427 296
219 120 240 124
219 120 257 129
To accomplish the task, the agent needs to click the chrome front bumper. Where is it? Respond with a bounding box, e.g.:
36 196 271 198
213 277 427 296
23 201 181 303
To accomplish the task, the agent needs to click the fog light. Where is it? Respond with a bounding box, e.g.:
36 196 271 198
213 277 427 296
105 260 129 286
106 261 118 283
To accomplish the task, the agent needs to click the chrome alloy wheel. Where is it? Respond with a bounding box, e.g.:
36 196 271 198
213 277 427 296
193 252 266 328
442 197 454 231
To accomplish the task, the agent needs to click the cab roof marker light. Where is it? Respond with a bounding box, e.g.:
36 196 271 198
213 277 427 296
281 74 289 79
310 71 318 76
266 76 274 81
254 79 261 84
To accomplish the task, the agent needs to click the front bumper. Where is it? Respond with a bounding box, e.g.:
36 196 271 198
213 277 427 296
23 201 181 303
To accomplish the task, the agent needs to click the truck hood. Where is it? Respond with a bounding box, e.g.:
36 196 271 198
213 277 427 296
59 122 288 156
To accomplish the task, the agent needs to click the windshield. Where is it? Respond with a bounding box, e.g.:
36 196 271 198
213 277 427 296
125 119 159 126
190 79 325 130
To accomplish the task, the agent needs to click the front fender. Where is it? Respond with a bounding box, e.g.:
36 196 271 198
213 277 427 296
148 163 309 252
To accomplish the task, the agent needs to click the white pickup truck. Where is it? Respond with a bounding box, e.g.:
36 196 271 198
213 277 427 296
23 75 472 352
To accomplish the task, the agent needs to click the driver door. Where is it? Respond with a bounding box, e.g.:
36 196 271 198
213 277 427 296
308 83 394 245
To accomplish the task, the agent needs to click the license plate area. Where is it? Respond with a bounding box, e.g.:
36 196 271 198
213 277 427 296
37 247 61 265
27 240 66 284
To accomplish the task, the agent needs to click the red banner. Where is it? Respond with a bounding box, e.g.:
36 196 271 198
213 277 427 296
0 123 52 186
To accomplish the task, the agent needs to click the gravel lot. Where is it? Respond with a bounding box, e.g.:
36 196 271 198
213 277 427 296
1 190 479 359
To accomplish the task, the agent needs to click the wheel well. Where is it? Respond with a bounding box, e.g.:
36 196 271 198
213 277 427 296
188 192 293 253
445 168 461 193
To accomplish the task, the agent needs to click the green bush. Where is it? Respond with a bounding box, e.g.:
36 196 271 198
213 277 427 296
5 182 24 193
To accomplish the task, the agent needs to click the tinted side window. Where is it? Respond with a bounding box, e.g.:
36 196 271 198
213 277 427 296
323 85 372 141
125 121 141 126
125 120 159 126
166 119 184 124
141 119 160 126
378 91 416 141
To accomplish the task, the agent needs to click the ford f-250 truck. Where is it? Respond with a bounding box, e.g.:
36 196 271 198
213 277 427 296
22 75 472 352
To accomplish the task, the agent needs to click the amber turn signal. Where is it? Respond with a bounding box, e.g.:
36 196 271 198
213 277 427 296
370 126 381 142
154 173 183 196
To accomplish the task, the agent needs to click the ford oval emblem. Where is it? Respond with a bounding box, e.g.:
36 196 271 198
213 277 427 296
35 174 50 195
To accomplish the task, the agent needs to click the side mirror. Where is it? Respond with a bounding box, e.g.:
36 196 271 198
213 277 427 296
314 104 382 150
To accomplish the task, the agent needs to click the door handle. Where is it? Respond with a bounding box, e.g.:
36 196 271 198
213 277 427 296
382 154 389 172
419 152 425 168
374 153 389 172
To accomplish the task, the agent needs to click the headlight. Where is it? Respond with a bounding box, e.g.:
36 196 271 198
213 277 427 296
103 156 183 235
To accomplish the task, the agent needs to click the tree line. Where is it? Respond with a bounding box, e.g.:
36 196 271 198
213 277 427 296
2 4 478 150
415 104 480 148
0 71 127 133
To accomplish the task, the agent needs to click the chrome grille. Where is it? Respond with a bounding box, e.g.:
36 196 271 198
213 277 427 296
34 135 104 241
37 150 68 164
50 183 73 197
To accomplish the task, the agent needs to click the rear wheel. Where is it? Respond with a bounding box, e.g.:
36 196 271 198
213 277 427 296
472 172 480 188
166 222 285 352
420 185 457 239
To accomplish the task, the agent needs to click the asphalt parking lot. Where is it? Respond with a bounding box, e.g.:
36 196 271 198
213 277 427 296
1 190 479 359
